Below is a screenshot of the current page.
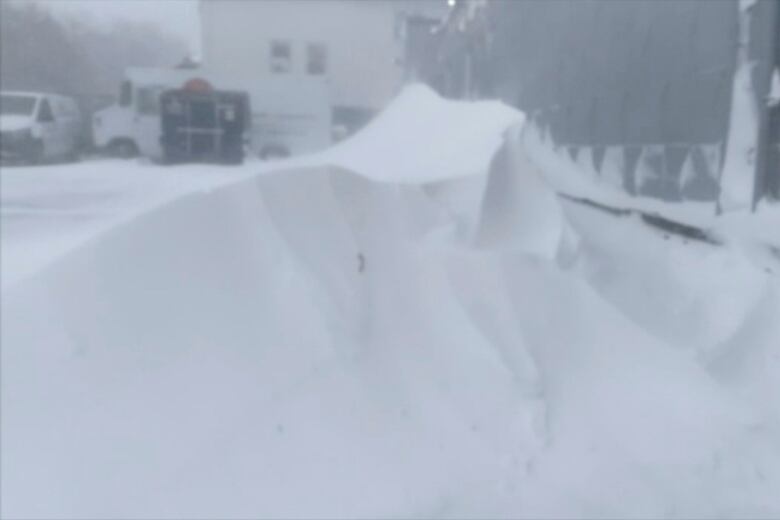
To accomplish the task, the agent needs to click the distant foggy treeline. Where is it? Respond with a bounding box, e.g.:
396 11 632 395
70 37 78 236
0 1 187 101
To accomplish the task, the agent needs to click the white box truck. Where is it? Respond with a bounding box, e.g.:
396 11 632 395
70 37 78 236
92 67 332 160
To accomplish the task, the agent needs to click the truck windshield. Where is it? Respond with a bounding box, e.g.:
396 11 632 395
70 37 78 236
1 94 37 116
137 86 165 115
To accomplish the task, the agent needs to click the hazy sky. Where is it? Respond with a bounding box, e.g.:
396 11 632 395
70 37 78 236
33 0 200 55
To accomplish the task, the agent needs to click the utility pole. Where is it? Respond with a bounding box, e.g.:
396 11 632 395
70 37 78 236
751 0 779 210
720 0 760 212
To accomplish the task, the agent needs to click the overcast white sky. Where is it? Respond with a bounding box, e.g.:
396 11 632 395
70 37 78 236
33 0 200 55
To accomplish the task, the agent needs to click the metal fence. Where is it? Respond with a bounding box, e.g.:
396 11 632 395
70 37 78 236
418 0 779 206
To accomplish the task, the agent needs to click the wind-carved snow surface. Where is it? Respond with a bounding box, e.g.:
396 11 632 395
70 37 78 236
479 126 780 517
2 85 780 518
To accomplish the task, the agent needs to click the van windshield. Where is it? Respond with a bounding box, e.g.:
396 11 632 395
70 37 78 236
1 94 37 116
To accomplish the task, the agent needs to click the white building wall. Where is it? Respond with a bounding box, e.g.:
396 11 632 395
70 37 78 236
200 0 422 111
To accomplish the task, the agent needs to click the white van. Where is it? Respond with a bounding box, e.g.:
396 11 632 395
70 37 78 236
93 67 332 160
0 91 83 164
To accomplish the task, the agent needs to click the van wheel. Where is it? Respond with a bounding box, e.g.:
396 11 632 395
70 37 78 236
26 140 45 165
109 139 139 158
260 145 290 160
225 152 244 165
65 147 81 163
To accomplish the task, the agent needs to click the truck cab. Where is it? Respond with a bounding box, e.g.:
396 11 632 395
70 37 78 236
92 68 197 159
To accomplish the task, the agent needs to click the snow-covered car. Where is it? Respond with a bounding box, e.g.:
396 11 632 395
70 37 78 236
0 91 83 164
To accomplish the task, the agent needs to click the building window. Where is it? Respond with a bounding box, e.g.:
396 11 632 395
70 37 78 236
270 40 292 74
306 43 327 75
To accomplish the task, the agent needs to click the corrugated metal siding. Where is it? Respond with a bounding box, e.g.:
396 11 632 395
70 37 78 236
485 0 738 146
425 0 778 204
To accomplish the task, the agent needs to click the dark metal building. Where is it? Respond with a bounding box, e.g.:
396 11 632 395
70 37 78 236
419 0 779 207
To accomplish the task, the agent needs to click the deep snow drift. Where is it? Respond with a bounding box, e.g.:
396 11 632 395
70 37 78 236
0 85 519 291
2 85 779 518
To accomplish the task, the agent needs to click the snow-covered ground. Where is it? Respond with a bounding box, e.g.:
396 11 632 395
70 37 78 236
2 85 779 518
0 160 263 290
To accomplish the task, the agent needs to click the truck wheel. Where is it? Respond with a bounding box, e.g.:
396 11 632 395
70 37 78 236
109 139 139 158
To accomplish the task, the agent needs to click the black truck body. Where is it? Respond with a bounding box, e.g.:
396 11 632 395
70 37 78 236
160 87 250 165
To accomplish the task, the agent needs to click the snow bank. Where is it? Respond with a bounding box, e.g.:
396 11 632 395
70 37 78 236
474 124 567 259
2 84 520 292
1 167 543 518
325 85 522 182
277 83 523 183
471 125 780 516
3 85 780 518
5 162 779 517
497 122 780 402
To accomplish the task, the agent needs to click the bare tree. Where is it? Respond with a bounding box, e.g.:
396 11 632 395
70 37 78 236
0 1 187 99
